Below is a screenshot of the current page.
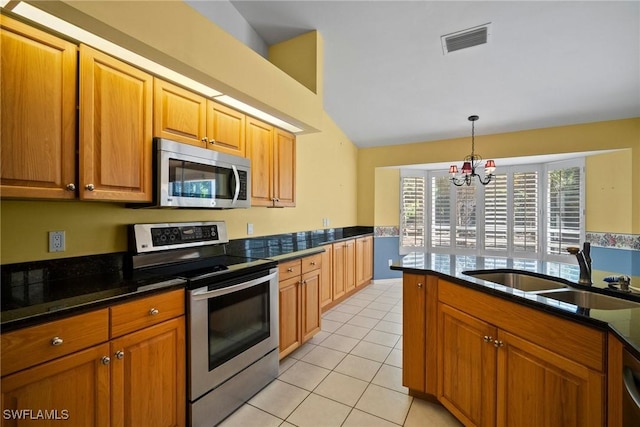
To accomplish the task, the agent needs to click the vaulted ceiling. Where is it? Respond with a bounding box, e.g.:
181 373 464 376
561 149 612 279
191 1 640 148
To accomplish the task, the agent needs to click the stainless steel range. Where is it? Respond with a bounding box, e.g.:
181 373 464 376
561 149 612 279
129 221 279 427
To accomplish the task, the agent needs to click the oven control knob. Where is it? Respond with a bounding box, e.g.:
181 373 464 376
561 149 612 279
149 308 159 316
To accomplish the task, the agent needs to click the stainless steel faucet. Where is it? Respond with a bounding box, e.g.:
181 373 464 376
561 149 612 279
567 242 592 286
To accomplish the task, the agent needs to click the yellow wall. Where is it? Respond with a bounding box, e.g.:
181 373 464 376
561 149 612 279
269 31 323 97
0 113 357 264
358 118 640 234
374 168 400 226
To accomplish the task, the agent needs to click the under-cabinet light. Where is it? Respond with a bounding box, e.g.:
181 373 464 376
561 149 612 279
215 95 303 133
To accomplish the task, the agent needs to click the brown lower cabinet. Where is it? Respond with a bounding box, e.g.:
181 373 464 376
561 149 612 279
403 274 605 427
1 289 186 427
279 254 322 358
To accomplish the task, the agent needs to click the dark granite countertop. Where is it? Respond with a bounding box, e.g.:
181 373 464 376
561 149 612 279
391 252 640 357
1 227 373 332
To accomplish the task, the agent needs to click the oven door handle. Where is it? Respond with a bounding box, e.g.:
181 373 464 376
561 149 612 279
190 271 277 300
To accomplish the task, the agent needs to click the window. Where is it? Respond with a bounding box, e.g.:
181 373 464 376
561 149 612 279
400 174 426 252
545 161 583 258
400 158 584 261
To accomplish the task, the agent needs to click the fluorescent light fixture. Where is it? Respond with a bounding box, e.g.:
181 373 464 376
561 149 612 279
10 2 222 97
216 95 304 133
5 1 305 134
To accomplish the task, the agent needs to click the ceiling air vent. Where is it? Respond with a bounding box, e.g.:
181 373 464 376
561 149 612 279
441 23 491 55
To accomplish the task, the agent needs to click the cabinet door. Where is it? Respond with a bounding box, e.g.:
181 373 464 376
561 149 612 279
153 78 206 147
246 117 274 206
344 239 356 293
301 269 321 342
320 248 333 308
496 330 603 427
207 101 245 156
402 274 426 392
332 243 346 300
1 343 110 427
279 276 301 358
0 16 77 199
355 236 373 287
273 128 296 207
438 303 497 427
110 317 186 427
79 44 153 202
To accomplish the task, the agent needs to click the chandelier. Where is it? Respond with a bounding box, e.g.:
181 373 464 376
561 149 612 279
449 115 496 186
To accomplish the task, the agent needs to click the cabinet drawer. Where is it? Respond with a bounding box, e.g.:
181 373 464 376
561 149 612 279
279 260 301 282
301 254 322 274
1 309 109 376
110 289 184 338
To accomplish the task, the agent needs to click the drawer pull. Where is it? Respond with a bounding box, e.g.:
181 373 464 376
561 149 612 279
101 356 111 365
417 283 423 288
483 335 493 343
149 308 159 316
494 340 505 348
51 337 64 346
287 268 294 272
115 350 125 360
310 261 316 266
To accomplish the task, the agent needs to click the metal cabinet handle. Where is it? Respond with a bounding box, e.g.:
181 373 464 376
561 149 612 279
101 356 111 365
287 268 294 272
85 184 95 191
149 308 159 316
51 337 64 346
483 335 493 343
209 138 216 144
494 340 504 348
310 261 316 266
201 137 208 143
417 283 423 288
66 183 76 191
115 350 125 360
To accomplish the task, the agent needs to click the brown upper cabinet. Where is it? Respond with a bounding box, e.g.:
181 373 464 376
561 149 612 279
247 117 296 207
153 79 246 157
0 15 77 199
79 44 153 202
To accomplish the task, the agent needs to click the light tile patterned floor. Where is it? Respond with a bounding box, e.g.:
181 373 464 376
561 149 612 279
219 279 462 427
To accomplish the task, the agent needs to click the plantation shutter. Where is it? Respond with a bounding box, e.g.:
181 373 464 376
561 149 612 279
513 171 539 253
400 176 426 249
431 176 451 247
485 173 508 251
455 183 477 249
546 166 582 255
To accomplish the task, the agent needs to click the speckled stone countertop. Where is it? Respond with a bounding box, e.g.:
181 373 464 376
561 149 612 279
391 252 640 357
1 227 373 332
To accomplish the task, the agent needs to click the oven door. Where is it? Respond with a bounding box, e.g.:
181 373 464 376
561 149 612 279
188 268 278 400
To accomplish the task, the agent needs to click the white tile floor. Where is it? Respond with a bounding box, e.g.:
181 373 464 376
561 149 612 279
219 279 462 427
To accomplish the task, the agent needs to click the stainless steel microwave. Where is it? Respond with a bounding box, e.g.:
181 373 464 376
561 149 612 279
153 138 250 209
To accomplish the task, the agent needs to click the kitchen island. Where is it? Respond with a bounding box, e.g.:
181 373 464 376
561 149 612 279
391 252 640 427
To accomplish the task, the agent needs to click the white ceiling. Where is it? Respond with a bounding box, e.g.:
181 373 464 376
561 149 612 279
192 1 640 148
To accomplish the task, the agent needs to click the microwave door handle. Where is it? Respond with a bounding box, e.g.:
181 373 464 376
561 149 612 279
191 271 277 300
231 165 240 204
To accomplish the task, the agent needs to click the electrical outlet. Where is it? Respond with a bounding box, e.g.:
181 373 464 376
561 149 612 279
247 223 254 235
49 231 65 252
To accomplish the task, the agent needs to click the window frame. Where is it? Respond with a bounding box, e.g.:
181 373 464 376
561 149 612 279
400 157 585 263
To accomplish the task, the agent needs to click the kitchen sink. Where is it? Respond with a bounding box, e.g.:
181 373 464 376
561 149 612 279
537 290 640 310
463 270 569 292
